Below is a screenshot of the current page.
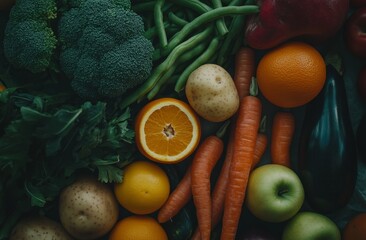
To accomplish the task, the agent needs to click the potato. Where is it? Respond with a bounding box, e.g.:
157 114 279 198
59 175 119 240
185 64 239 122
9 215 73 240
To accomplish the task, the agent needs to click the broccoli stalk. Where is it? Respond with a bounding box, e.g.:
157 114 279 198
58 0 154 100
3 0 58 73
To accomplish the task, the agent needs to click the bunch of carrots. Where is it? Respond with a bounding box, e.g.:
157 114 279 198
157 47 296 240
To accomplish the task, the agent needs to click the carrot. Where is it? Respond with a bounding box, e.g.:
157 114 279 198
270 111 295 167
234 47 255 99
191 49 257 240
220 93 262 240
252 116 268 169
191 128 235 240
191 119 267 240
191 135 224 240
157 165 192 223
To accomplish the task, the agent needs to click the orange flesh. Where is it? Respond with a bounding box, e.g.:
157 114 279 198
144 105 194 156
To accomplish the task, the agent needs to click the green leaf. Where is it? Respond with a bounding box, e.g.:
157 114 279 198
0 88 16 104
24 181 46 207
20 106 51 122
96 164 123 183
92 155 126 183
33 108 83 138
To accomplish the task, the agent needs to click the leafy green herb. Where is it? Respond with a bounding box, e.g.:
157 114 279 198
0 86 136 238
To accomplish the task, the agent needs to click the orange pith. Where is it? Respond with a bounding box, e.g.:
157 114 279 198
135 98 201 163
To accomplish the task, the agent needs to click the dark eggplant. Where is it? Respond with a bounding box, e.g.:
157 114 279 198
357 114 366 163
298 64 357 213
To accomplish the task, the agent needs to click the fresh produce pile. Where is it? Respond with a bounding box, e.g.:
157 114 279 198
1 0 366 239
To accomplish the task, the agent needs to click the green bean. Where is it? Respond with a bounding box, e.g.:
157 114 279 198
166 26 181 36
174 37 220 92
228 0 247 6
212 0 229 36
168 12 189 27
229 0 255 6
147 66 177 100
170 0 212 13
177 41 209 64
160 5 259 58
217 14 246 65
144 22 170 40
119 26 214 110
154 0 168 47
147 40 210 99
171 0 228 35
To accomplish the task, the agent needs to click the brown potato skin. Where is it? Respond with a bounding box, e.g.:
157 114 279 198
9 215 73 240
59 175 119 240
185 64 239 122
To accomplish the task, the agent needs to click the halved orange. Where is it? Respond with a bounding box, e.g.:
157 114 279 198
135 97 201 164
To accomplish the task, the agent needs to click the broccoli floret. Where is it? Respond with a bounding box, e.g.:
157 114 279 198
3 0 57 73
58 0 154 100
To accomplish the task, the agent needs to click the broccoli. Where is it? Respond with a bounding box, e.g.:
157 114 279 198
3 0 57 73
58 0 154 100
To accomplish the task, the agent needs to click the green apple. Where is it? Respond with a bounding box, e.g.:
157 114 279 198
246 164 304 222
282 211 341 240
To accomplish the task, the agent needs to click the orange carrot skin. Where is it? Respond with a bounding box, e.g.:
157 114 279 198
191 135 224 240
191 129 267 240
234 47 255 99
252 133 268 169
192 49 256 240
270 111 295 167
157 165 192 223
221 96 262 240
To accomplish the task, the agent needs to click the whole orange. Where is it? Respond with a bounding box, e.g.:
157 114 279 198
343 213 366 240
114 161 170 215
256 41 326 108
109 215 168 240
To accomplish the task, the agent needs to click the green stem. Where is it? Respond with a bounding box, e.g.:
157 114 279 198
216 120 231 139
249 77 258 97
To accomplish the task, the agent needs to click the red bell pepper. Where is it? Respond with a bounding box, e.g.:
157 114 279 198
345 7 366 58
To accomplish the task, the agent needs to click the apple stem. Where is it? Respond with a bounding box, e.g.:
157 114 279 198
278 188 289 197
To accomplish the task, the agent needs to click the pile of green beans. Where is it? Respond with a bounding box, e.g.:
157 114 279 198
119 0 259 110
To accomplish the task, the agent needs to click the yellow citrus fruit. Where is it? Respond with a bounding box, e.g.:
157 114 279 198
256 41 326 108
114 161 170 215
109 215 168 240
135 97 201 163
